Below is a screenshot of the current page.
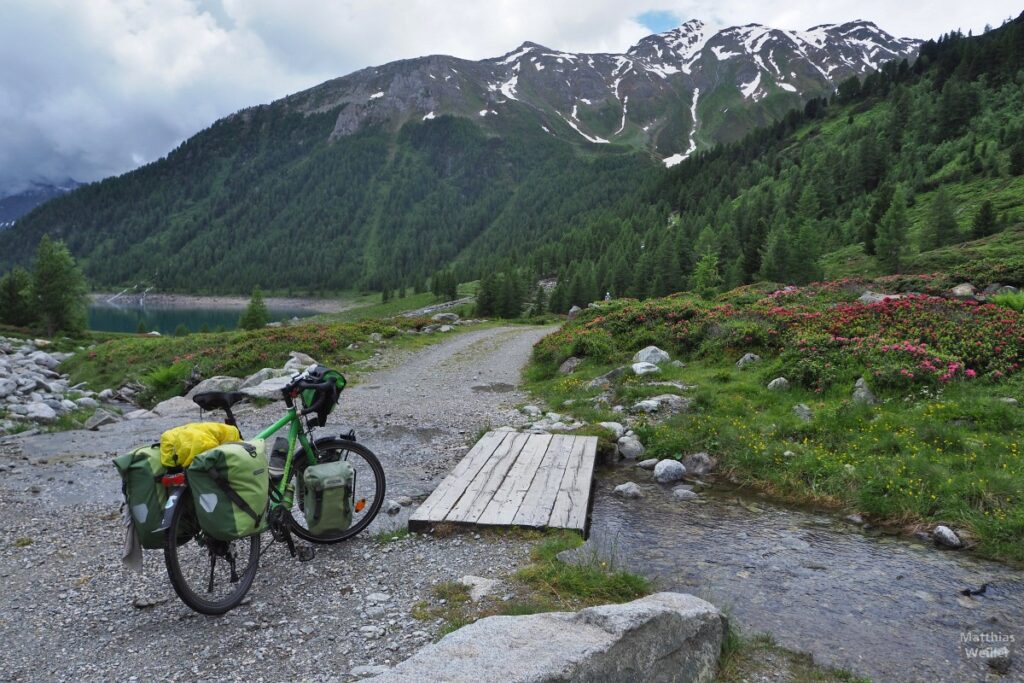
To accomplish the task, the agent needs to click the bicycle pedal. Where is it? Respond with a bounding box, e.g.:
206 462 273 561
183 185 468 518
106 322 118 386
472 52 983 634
296 546 316 562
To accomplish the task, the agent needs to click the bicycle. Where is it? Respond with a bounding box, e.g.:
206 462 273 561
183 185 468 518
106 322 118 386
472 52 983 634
155 366 386 614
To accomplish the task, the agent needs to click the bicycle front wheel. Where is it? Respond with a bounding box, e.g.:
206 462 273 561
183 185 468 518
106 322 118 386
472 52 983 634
163 491 261 615
288 438 385 544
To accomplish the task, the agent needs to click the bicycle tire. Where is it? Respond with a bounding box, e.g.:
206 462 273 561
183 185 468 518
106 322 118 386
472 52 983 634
288 438 385 544
163 491 261 615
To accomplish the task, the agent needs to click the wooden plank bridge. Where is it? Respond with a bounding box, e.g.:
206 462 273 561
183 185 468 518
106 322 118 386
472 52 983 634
409 431 598 534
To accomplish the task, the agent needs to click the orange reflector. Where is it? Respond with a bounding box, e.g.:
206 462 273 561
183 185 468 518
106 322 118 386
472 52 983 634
355 499 366 512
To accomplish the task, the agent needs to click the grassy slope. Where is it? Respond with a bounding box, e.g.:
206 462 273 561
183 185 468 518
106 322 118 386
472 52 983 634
527 277 1024 562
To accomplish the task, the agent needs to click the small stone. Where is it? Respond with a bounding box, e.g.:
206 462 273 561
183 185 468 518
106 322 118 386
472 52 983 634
459 575 500 602
614 482 643 499
631 399 660 414
616 435 645 460
636 458 658 470
350 665 391 678
985 653 1012 675
83 409 119 431
385 500 402 515
432 312 460 323
767 377 789 391
632 346 670 365
369 332 383 343
852 377 879 405
672 487 699 501
951 283 977 298
439 325 454 333
845 514 864 525
669 360 685 368
680 452 717 476
597 421 625 438
793 403 813 421
782 450 796 458
653 459 686 484
736 353 761 369
631 362 661 377
1000 397 1019 407
365 592 391 603
396 496 413 506
933 525 962 549
558 357 582 374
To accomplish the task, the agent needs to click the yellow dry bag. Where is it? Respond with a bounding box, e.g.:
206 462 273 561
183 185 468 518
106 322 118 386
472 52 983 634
159 422 241 468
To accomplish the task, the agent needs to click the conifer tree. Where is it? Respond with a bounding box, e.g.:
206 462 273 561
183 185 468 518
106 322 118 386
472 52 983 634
690 250 722 298
920 187 959 250
876 187 909 273
971 200 997 238
239 287 270 330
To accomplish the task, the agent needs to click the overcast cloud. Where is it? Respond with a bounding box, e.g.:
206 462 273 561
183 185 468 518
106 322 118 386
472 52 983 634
1 0 1018 195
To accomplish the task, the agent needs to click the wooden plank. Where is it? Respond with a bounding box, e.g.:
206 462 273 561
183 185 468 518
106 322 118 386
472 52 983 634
410 431 509 524
446 432 532 523
551 436 597 530
511 435 576 527
547 437 588 528
475 433 553 526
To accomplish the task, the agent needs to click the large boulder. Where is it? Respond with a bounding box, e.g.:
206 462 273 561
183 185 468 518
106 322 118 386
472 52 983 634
567 305 583 320
151 395 200 417
588 367 626 389
366 593 725 683
0 378 16 399
432 312 460 323
793 403 813 422
241 375 292 400
767 377 790 391
28 351 61 370
597 421 625 438
185 376 243 399
84 409 120 431
284 350 317 372
933 525 962 549
633 346 671 365
240 367 292 390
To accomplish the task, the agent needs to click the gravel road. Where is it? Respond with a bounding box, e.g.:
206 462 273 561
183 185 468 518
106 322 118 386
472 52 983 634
0 325 556 682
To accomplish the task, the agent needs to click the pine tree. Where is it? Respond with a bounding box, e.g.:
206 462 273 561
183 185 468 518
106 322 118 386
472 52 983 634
863 185 894 255
920 187 959 250
174 323 190 336
971 200 997 238
239 287 270 330
31 235 88 336
475 273 497 316
529 285 546 316
690 250 722 298
876 187 909 273
0 266 36 327
758 226 792 283
136 320 147 334
1010 142 1024 176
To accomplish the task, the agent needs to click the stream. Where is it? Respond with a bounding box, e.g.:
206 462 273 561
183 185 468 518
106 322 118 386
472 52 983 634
582 471 1023 682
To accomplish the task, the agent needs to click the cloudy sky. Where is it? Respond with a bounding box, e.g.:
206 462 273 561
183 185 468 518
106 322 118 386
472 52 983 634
1 0 1018 195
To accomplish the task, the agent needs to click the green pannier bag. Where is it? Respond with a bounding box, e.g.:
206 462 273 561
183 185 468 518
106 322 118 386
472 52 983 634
186 439 269 541
302 460 355 536
113 445 167 550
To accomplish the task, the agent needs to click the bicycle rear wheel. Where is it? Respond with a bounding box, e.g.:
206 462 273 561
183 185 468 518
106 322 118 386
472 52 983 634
163 491 261 615
288 438 385 544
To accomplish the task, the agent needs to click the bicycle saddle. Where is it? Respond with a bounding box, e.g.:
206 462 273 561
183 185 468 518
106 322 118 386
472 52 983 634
192 391 247 412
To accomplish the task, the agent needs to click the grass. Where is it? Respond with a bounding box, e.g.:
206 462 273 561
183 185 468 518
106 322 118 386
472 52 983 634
993 291 1024 313
60 316 446 406
526 281 1024 563
372 527 411 543
716 632 870 683
412 530 652 637
321 281 479 323
14 538 33 547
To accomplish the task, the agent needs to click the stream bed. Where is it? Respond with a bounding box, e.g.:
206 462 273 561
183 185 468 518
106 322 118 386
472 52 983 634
583 471 1023 682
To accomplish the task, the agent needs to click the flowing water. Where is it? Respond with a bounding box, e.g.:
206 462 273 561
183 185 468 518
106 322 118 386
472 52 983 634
583 471 1024 682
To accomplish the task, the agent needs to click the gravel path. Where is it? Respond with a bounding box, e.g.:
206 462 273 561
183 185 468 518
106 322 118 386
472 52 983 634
0 325 555 682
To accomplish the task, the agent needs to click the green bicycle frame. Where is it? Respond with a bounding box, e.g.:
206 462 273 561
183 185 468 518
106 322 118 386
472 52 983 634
255 407 317 509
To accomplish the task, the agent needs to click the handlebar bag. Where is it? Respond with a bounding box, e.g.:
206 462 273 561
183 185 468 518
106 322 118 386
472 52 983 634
302 460 355 536
113 445 167 549
186 439 269 541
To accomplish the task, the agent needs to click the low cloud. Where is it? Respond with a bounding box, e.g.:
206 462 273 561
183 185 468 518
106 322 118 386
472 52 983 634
1 0 1016 194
